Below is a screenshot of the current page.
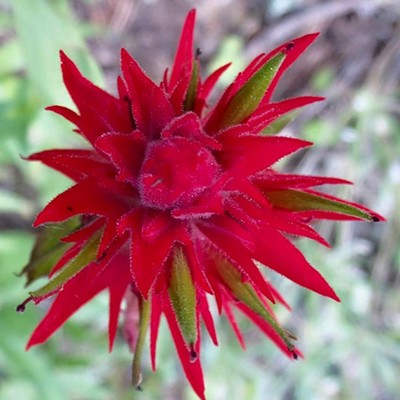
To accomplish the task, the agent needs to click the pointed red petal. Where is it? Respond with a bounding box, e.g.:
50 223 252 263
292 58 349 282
95 131 145 184
267 282 291 310
172 173 229 220
27 248 128 348
198 291 218 345
169 75 191 114
163 294 205 400
204 56 266 132
97 218 120 257
61 218 105 243
254 172 351 190
168 9 196 92
259 33 319 105
236 302 297 358
46 105 81 127
34 179 128 227
226 179 271 208
247 96 324 132
223 298 246 349
194 63 231 115
205 34 318 133
266 188 383 221
120 211 175 297
231 193 330 247
28 149 114 181
205 266 224 315
48 242 82 277
199 215 254 251
252 226 340 301
199 63 231 103
141 211 171 243
60 51 132 142
218 131 312 177
108 260 131 351
183 236 213 294
120 49 175 138
306 190 385 222
198 223 274 302
161 112 222 150
268 216 330 247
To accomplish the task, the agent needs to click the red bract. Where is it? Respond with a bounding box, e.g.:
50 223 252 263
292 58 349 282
18 9 383 399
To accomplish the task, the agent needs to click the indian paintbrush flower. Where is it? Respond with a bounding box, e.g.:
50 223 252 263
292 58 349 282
18 9 383 399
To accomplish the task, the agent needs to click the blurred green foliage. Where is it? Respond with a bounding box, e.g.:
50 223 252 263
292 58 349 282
0 1 399 400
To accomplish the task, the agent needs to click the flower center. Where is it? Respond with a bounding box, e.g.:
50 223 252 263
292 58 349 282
139 137 220 209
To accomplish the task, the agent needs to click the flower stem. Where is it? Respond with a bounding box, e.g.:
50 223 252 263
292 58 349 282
132 296 151 391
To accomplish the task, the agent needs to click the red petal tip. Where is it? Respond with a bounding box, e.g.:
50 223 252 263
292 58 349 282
371 212 385 222
296 32 320 44
120 48 131 63
32 215 45 228
26 334 41 350
333 293 341 303
310 96 325 102
59 50 71 64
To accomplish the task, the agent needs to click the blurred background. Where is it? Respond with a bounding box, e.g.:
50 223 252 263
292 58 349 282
0 0 399 399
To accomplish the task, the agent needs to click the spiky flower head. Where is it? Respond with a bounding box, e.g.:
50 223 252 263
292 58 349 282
18 10 383 399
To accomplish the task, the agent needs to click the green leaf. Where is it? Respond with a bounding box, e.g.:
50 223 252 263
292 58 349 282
220 52 286 128
0 76 37 154
168 246 197 347
0 313 65 400
28 229 101 299
19 217 81 285
215 256 295 351
0 231 33 292
0 39 24 78
11 0 103 105
266 189 375 221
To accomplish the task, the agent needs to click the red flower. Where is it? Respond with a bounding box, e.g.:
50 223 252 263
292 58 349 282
18 10 383 399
